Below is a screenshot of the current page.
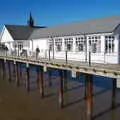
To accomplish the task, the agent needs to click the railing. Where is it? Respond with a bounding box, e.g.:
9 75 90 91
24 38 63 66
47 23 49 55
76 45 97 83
0 50 119 65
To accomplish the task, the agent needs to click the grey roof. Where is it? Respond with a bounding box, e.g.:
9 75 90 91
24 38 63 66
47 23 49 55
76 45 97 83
5 15 120 40
5 25 45 40
29 15 120 39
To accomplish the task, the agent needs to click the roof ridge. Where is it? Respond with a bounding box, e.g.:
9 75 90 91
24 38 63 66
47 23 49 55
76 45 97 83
5 24 46 28
45 15 120 29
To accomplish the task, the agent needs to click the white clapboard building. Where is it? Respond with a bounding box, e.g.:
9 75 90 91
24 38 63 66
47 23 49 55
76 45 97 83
0 14 120 64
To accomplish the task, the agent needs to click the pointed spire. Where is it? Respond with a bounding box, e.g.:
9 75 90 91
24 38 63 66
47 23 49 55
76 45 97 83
27 12 34 27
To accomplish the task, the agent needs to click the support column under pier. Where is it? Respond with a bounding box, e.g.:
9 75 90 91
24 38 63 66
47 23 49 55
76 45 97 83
24 65 30 92
1 60 6 80
36 67 40 89
8 61 11 82
63 70 67 92
59 70 64 108
3 60 6 80
0 60 2 78
48 70 52 87
111 78 116 109
84 74 87 99
0 60 4 79
13 62 16 81
15 63 20 87
20 64 22 79
85 74 93 120
39 68 44 98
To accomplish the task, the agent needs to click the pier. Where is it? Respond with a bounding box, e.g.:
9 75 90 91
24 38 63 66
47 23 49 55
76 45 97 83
0 54 120 120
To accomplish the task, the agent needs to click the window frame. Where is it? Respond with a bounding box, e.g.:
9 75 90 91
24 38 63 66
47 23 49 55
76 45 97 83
75 37 86 52
55 38 62 52
88 36 101 53
64 37 73 52
105 35 114 54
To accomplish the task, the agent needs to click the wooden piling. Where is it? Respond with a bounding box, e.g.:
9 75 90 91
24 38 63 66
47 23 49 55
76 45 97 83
84 74 87 99
111 78 116 109
13 62 16 81
0 60 2 77
8 61 11 82
63 70 67 92
0 60 3 79
25 66 30 92
16 63 20 87
59 70 64 108
48 70 52 87
85 74 93 120
20 64 22 78
36 67 40 89
2 60 5 80
4 60 6 79
40 68 44 97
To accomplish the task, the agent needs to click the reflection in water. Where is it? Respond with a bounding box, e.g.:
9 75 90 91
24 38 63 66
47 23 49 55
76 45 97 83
111 109 116 120
0 62 120 120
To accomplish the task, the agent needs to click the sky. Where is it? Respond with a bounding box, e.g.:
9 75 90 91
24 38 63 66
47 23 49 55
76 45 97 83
0 0 120 31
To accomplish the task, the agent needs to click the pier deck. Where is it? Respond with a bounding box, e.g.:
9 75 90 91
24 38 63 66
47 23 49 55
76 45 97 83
0 55 120 78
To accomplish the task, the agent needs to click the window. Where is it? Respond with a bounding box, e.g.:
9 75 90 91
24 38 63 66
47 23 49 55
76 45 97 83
64 37 73 51
48 39 53 51
56 44 61 51
92 43 97 53
55 38 62 51
76 37 86 52
18 42 23 50
67 44 71 51
49 44 52 51
23 41 30 47
88 36 101 53
105 35 114 53
13 42 17 48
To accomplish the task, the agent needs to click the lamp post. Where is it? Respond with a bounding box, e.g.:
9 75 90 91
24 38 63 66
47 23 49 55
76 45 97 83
14 42 17 56
88 45 91 66
49 49 50 61
17 43 19 56
65 50 67 64
65 39 68 64
52 36 54 59
84 35 87 62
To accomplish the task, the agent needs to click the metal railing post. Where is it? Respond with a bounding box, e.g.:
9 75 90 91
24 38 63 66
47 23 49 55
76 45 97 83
49 49 50 61
104 51 105 63
88 51 91 66
65 50 67 64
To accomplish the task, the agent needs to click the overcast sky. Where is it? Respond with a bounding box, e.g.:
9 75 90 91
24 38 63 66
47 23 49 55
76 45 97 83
0 0 120 31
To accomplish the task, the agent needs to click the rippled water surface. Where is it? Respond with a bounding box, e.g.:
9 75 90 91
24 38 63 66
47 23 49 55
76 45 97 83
0 62 120 120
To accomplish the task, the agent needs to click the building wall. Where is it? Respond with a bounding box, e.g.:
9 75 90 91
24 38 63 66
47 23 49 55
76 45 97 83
114 25 120 63
31 38 48 57
32 38 48 50
34 33 119 64
0 26 14 50
0 26 14 43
